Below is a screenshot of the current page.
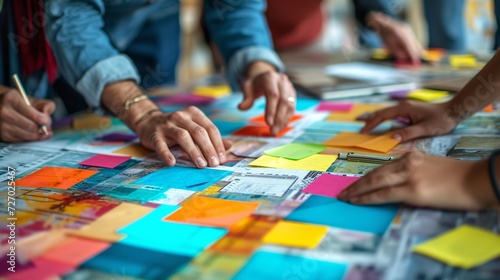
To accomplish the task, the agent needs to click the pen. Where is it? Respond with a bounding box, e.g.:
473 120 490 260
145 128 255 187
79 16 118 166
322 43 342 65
11 74 49 136
338 152 396 164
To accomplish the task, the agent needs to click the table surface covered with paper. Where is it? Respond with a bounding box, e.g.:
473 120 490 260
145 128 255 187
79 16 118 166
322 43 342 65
1 61 500 280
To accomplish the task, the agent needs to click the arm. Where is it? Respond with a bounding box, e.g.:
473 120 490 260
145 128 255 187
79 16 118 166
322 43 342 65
362 49 500 142
45 0 228 168
352 0 396 25
203 0 296 135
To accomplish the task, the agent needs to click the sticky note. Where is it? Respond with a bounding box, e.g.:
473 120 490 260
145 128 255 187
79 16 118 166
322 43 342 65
408 89 449 102
316 101 354 112
193 85 231 98
249 154 337 172
70 203 154 242
15 167 98 190
39 237 110 267
72 113 111 130
286 195 399 235
262 221 328 249
165 196 259 228
233 251 347 280
79 154 131 169
118 205 227 256
264 143 326 160
113 143 152 158
213 120 247 136
449 54 477 68
249 114 303 124
155 94 215 106
81 243 192 279
95 132 137 142
134 166 232 191
323 132 400 153
7 258 74 280
232 125 292 138
371 48 390 60
259 98 319 111
412 225 500 269
327 104 387 122
302 174 360 198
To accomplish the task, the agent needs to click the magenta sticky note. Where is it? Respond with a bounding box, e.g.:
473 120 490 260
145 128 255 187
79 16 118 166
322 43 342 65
316 102 354 112
302 174 360 198
79 154 131 169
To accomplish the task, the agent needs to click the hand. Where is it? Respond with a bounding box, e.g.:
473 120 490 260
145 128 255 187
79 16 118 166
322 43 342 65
367 12 423 65
135 106 231 168
361 100 459 142
0 89 54 142
338 152 498 211
240 62 296 136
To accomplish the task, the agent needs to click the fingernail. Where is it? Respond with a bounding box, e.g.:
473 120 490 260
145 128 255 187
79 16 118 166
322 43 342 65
196 157 207 168
392 134 402 141
167 157 176 166
210 156 220 167
267 118 274 126
219 152 226 164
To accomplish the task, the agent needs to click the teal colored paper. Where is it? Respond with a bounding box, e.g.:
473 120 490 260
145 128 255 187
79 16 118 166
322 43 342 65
306 121 392 134
258 98 318 111
134 166 232 191
233 251 347 280
286 195 398 235
213 120 247 136
118 205 227 257
264 143 326 160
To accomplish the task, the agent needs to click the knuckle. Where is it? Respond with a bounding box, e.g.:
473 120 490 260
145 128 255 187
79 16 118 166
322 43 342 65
174 129 189 140
185 106 200 115
205 123 219 135
170 111 185 122
193 126 207 137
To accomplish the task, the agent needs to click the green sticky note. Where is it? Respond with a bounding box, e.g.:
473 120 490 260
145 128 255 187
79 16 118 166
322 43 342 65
264 143 326 160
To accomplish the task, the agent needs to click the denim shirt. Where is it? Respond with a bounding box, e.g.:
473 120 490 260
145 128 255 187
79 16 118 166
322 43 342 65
45 0 283 108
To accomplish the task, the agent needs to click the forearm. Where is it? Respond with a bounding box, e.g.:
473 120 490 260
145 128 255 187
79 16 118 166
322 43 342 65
465 157 500 209
445 50 500 121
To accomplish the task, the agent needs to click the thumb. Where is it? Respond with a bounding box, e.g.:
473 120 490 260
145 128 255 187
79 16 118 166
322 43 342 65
391 124 429 142
238 80 255 111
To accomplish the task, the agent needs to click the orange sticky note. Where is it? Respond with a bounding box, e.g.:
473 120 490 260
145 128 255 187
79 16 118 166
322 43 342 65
232 125 292 138
323 132 400 154
165 196 260 228
483 105 494 112
15 167 98 190
323 132 377 147
72 113 111 130
39 236 110 267
356 133 401 153
327 104 387 122
249 114 303 124
113 143 152 158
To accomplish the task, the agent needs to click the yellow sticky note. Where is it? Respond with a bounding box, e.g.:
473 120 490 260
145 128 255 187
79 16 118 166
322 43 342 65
70 203 153 242
323 132 377 147
193 85 231 98
412 225 500 269
262 221 328 249
73 113 111 130
249 154 338 172
371 48 390 60
356 133 401 153
113 143 152 158
408 89 449 102
327 104 387 122
449 55 477 68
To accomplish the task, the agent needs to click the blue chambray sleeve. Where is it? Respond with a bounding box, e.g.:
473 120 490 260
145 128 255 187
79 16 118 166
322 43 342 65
45 0 140 108
352 0 397 25
203 0 284 90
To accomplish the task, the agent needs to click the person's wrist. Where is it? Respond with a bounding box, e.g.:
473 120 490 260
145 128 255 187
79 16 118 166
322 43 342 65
466 159 500 209
245 61 277 80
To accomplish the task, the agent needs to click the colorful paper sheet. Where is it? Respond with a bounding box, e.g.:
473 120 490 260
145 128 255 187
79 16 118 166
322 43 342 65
113 143 152 158
262 221 328 248
249 114 303 124
326 103 387 122
79 154 131 169
412 225 500 269
165 196 259 228
39 237 110 267
323 132 400 153
316 101 354 112
72 113 111 130
118 205 227 256
449 54 477 68
70 203 154 242
249 154 338 172
286 195 399 235
233 251 347 280
6 258 74 280
193 85 231 98
302 174 360 198
232 125 292 138
14 167 98 190
264 143 326 160
408 89 449 102
306 121 392 134
213 120 247 136
95 132 137 142
134 166 232 191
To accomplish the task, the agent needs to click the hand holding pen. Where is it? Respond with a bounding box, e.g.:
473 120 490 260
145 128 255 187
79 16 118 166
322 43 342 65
0 75 55 142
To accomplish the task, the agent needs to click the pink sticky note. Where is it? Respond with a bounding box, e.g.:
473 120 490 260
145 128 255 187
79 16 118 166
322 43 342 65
316 102 354 112
302 174 360 198
79 154 131 169
8 258 74 280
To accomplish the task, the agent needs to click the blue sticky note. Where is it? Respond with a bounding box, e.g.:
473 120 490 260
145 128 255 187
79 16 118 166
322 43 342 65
80 243 191 280
306 121 364 133
258 98 319 111
286 195 398 235
134 166 232 191
233 251 347 280
118 205 227 257
213 120 247 136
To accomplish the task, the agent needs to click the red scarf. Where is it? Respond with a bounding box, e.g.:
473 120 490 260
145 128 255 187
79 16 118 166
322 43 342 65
11 0 58 83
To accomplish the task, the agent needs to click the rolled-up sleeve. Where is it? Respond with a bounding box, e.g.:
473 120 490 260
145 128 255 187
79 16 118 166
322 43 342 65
352 0 397 25
45 0 140 107
203 0 284 90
